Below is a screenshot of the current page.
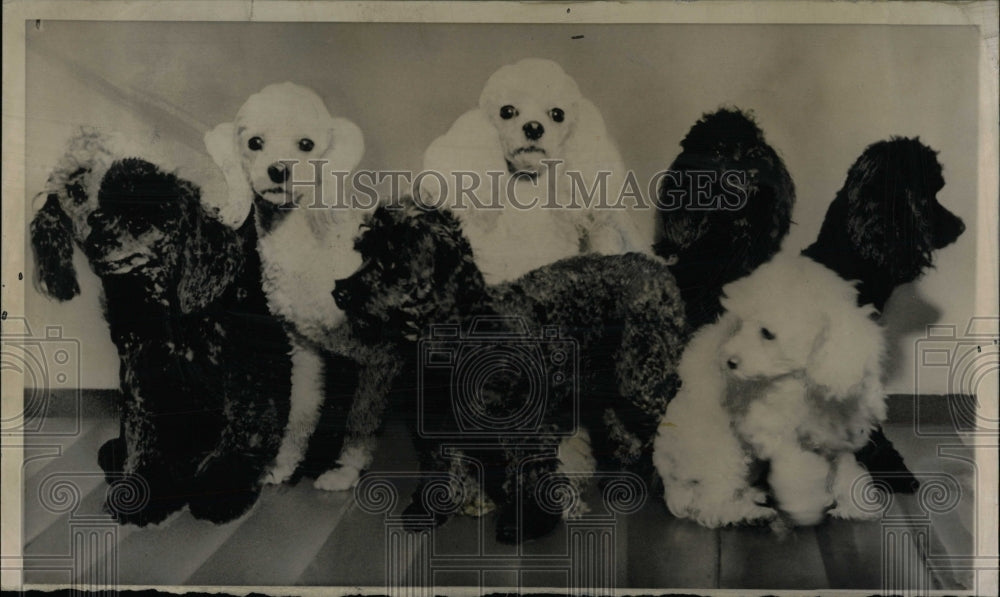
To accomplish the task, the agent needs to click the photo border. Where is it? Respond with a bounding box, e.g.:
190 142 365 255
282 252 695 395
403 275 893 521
3 1 997 595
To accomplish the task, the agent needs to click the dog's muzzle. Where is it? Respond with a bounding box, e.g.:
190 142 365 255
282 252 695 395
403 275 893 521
332 275 361 311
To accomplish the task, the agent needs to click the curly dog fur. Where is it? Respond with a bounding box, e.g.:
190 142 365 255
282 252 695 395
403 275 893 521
654 108 795 329
334 197 686 543
205 82 387 491
653 254 886 529
421 58 654 284
803 137 965 312
30 134 291 525
803 137 966 494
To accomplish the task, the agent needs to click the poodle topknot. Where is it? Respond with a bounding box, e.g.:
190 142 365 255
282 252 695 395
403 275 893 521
205 81 365 228
654 107 795 330
422 58 654 284
204 82 378 493
654 253 886 529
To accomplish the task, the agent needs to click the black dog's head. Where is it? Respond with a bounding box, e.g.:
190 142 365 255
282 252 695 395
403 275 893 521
333 197 486 344
83 158 242 312
803 137 965 311
842 137 964 282
655 108 795 260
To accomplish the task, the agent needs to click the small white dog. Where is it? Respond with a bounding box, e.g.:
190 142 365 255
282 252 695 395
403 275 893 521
421 58 654 284
204 82 377 491
653 254 886 528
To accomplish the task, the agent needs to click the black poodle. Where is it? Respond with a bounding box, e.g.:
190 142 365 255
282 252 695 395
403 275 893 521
802 137 965 311
333 197 687 543
654 108 795 329
30 140 291 525
803 137 966 493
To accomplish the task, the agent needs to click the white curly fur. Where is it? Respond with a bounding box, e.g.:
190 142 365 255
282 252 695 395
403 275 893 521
653 253 886 528
204 82 368 490
420 58 654 284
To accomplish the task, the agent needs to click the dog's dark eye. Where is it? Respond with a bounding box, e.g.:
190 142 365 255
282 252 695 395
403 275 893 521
760 327 776 340
549 108 565 123
500 105 518 120
298 138 315 152
248 137 264 151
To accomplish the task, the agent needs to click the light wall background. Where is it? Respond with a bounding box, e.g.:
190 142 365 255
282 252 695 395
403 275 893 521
24 21 980 393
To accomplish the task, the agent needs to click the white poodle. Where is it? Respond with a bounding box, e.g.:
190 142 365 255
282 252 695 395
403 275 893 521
421 58 654 284
204 82 376 491
653 253 886 528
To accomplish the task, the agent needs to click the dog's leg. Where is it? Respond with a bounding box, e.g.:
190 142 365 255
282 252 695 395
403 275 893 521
769 449 833 526
829 452 881 520
314 352 400 491
264 341 325 485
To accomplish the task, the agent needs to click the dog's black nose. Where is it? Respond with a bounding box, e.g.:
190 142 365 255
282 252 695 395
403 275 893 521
332 282 352 310
726 358 739 370
267 163 289 184
523 121 545 141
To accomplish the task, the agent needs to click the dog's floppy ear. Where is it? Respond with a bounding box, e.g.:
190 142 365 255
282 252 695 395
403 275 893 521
323 117 365 172
563 98 625 177
30 193 80 301
806 294 885 410
420 109 506 202
204 122 253 228
318 116 365 206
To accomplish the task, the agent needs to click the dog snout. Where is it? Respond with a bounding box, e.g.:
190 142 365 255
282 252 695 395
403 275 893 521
267 163 289 184
522 121 545 141
726 356 740 370
332 278 355 310
934 204 966 248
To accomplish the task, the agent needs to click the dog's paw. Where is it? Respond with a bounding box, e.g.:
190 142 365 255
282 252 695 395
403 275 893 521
495 500 562 544
261 463 296 485
827 498 881 521
190 453 264 523
97 437 127 480
261 446 304 485
313 466 362 492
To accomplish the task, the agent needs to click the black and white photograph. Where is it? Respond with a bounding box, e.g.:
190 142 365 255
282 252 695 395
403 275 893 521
2 1 998 595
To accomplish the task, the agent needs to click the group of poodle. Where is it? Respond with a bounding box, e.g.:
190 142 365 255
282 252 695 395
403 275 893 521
31 58 965 541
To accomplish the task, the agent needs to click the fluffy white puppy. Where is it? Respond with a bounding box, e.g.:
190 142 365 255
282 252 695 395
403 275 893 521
205 82 371 491
653 254 886 528
421 58 653 284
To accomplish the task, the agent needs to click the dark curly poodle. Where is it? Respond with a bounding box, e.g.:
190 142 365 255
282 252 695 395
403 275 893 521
802 137 965 311
654 108 795 329
334 197 687 543
31 141 291 525
803 137 965 494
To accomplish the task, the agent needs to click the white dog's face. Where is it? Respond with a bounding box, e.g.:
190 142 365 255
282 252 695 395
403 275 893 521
719 306 823 381
235 84 336 205
480 59 582 176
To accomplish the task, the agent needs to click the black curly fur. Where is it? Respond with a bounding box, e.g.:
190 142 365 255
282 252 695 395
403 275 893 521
30 194 81 300
654 108 795 329
35 156 292 525
802 137 965 312
802 137 965 495
336 197 688 543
